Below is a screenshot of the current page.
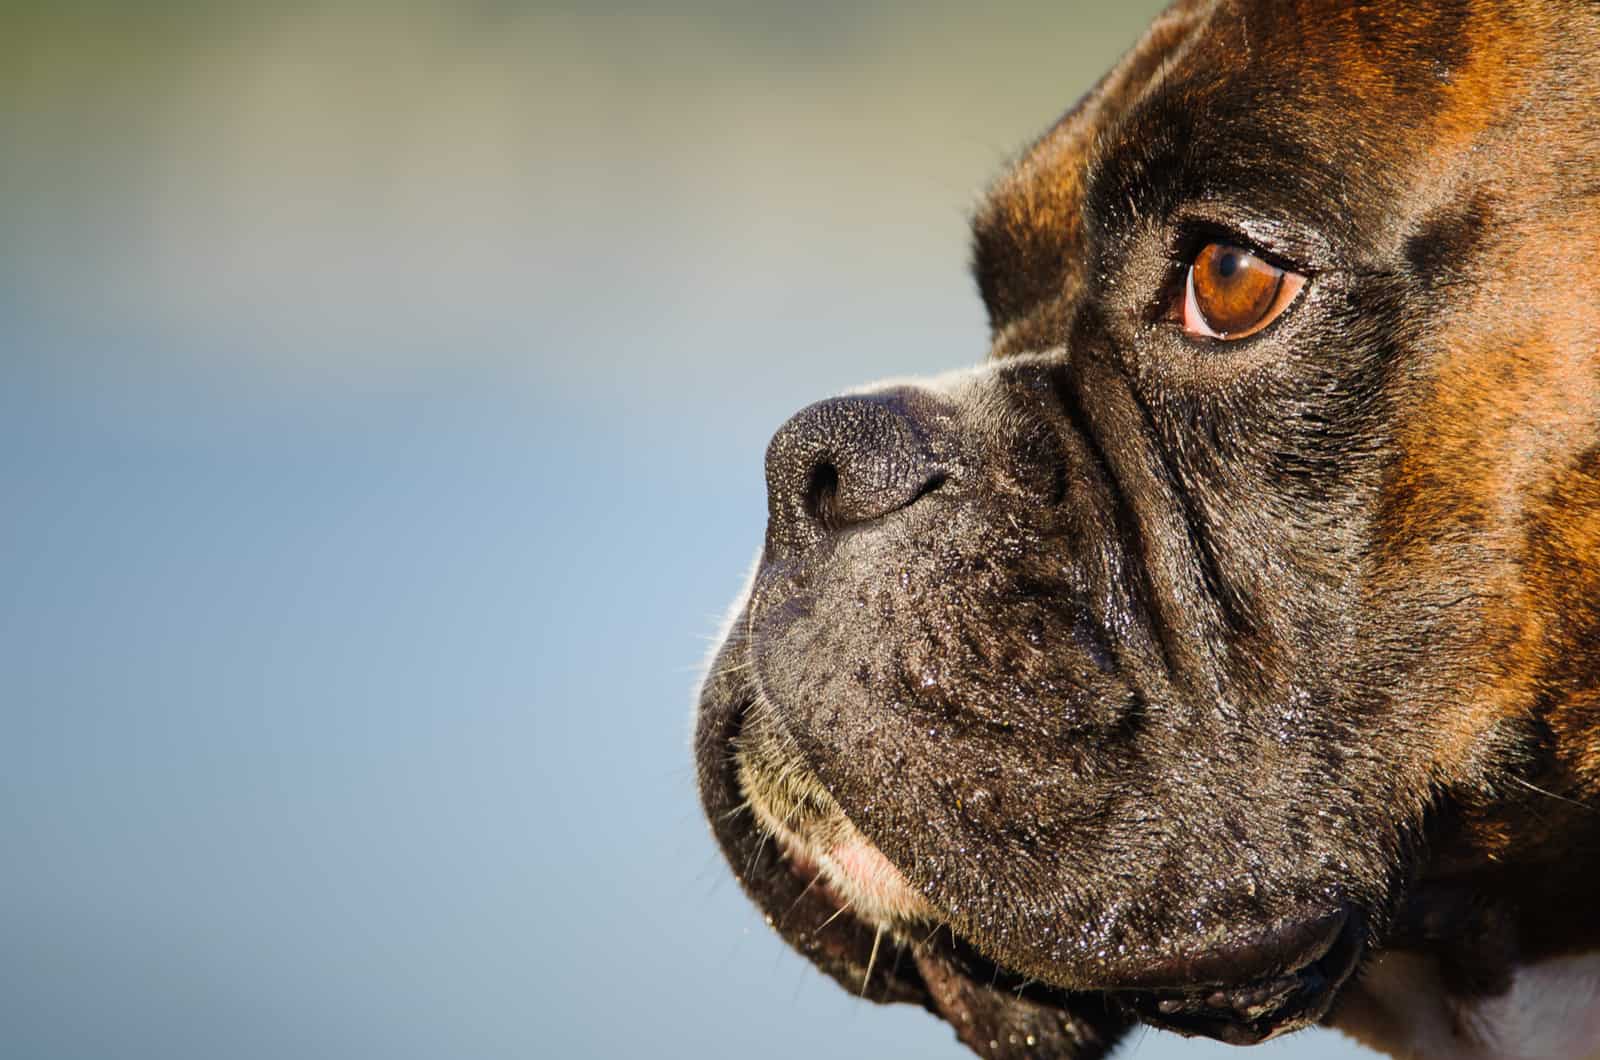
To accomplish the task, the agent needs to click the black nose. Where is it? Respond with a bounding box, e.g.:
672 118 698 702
763 390 948 558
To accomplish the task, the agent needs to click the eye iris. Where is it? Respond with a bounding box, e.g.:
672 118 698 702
1193 243 1283 337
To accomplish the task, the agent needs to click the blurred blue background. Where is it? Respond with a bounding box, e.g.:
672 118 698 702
1 4 1374 1058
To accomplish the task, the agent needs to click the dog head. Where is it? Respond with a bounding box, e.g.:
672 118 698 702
695 1 1600 1056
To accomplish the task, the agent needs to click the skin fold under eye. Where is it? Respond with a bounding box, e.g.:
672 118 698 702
1180 242 1307 340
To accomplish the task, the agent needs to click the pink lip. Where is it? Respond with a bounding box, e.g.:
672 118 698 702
777 831 932 926
828 837 917 904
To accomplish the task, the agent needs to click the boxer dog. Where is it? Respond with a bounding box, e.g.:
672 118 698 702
694 1 1600 1056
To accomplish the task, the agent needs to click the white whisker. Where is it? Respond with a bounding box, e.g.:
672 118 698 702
816 900 856 934
861 924 885 997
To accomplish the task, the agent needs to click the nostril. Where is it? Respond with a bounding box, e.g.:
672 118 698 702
804 461 841 530
806 462 943 534
910 470 948 507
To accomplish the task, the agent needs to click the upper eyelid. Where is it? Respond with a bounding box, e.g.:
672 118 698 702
1167 219 1319 276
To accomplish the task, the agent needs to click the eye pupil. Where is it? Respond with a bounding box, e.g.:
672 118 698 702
1216 251 1239 279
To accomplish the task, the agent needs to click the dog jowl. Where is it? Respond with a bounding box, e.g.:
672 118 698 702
694 1 1600 1057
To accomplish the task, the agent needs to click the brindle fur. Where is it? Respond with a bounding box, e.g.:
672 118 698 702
696 1 1600 1056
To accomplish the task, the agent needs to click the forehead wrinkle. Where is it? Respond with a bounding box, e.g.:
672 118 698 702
1082 0 1570 264
976 0 1588 345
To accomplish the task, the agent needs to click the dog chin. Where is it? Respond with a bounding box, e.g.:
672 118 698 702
717 673 1366 1053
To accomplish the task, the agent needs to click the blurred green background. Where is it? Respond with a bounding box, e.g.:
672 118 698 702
1 4 1374 1058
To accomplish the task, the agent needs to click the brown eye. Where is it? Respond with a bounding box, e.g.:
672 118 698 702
1182 243 1306 340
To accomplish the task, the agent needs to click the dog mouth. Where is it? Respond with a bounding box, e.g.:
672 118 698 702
1114 907 1364 1044
905 907 1363 1049
699 662 1368 1054
759 782 1364 1048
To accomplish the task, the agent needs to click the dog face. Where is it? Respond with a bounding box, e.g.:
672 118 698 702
695 1 1600 1056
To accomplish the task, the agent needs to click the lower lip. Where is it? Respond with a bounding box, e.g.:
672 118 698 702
1129 909 1364 1045
828 837 907 893
780 833 931 924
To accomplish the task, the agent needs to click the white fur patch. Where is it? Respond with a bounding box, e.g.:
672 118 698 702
1335 952 1600 1060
